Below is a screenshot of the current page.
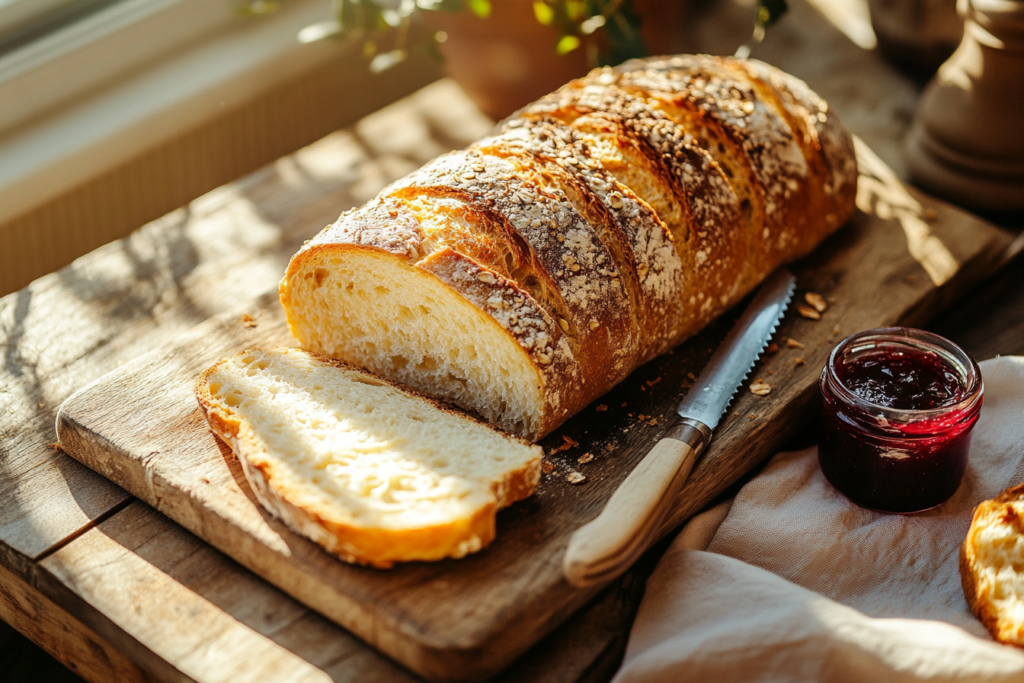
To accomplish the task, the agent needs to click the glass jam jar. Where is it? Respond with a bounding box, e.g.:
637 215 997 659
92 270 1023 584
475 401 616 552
818 327 983 514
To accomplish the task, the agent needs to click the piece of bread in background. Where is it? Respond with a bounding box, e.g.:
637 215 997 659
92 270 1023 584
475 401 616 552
961 482 1024 645
195 347 542 568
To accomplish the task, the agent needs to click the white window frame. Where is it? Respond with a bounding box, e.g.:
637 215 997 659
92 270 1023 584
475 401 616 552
0 0 88 38
0 0 354 229
0 0 244 135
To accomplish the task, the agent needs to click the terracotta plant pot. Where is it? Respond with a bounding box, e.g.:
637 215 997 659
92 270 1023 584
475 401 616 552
426 0 688 120
426 2 590 120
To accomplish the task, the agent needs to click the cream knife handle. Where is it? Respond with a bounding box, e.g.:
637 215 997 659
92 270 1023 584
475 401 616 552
563 421 708 588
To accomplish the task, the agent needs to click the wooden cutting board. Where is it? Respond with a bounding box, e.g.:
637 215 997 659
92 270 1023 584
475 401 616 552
57 142 1013 683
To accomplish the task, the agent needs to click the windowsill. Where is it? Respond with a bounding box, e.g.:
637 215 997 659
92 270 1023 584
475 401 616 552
0 0 357 228
0 1 442 295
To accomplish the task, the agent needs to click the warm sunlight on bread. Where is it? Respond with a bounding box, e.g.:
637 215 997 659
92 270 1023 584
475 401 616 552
195 348 542 568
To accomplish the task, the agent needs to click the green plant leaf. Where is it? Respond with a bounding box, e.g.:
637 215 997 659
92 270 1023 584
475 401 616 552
579 14 605 35
297 20 343 43
599 0 646 66
556 34 581 55
236 0 281 17
756 0 788 28
533 1 554 25
467 0 491 18
370 49 407 72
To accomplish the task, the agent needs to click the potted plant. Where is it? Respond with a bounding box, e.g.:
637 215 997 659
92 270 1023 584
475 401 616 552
256 0 787 119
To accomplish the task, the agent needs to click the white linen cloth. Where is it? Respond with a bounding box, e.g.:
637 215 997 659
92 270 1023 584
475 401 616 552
614 356 1024 683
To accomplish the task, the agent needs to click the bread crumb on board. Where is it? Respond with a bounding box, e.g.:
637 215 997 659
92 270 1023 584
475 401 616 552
566 471 586 485
749 378 771 396
595 404 608 412
548 435 578 455
786 338 805 349
241 313 258 328
804 292 827 313
797 305 821 320
578 452 594 464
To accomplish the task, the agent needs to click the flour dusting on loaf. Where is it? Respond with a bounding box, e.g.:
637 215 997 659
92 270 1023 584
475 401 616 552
280 55 857 440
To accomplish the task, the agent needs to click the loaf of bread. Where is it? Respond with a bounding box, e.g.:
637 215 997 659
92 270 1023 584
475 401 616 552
195 348 542 567
279 55 858 441
961 483 1024 646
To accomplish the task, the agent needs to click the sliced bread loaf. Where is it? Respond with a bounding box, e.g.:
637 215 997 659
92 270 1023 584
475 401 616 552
961 483 1024 645
195 347 542 568
278 55 857 441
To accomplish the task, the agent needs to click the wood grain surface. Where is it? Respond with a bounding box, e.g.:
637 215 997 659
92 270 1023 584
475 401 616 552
55 139 1013 682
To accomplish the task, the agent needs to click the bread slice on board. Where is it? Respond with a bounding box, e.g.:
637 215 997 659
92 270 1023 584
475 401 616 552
961 483 1024 645
195 347 542 568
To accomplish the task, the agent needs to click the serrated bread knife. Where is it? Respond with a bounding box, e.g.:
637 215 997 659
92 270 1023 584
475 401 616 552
563 268 796 588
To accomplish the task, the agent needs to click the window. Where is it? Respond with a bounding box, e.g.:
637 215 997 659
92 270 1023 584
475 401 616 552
0 0 241 135
0 0 437 295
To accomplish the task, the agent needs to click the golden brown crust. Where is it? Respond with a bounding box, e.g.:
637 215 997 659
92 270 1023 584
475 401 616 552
195 348 541 568
611 56 812 281
279 55 857 441
960 482 1024 646
515 79 750 337
478 119 684 362
384 150 637 396
739 58 858 245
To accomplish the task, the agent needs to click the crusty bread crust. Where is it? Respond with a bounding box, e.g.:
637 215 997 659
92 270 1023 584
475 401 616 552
195 349 541 568
280 238 576 438
279 55 858 441
961 483 1024 646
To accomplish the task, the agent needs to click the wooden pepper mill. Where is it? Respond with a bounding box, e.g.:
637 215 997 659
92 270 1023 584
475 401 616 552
904 0 1024 212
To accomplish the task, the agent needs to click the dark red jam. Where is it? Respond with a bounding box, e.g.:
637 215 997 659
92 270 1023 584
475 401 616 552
819 328 983 514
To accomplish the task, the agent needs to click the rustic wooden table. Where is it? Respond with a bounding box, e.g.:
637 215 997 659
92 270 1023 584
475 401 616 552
1 1 1020 682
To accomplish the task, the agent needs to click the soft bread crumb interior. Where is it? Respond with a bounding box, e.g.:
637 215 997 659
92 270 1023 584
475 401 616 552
285 250 544 438
204 349 539 529
975 509 1024 626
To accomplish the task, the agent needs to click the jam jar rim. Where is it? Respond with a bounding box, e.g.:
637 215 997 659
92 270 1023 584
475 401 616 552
823 326 983 422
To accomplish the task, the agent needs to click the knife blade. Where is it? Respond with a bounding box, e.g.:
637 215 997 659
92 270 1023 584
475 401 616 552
562 268 797 588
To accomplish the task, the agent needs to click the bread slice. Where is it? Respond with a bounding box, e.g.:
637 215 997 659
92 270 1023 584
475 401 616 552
961 483 1024 645
195 347 542 568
